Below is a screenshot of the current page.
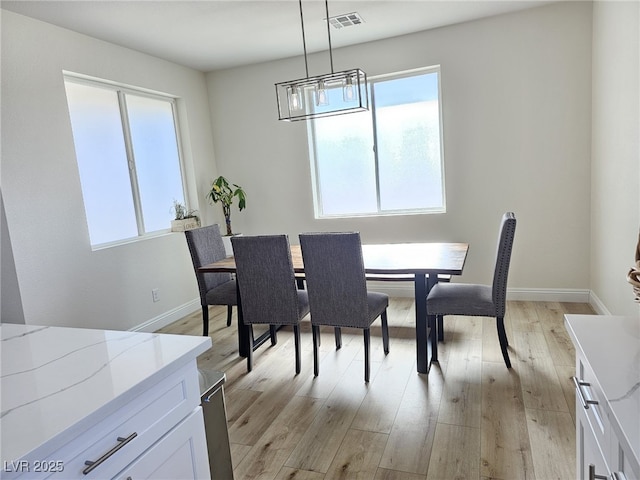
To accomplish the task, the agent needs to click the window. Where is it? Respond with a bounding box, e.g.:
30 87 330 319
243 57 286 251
64 75 186 247
309 66 445 218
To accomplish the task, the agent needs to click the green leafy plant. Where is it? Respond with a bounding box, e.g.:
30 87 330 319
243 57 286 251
206 176 246 236
172 200 199 221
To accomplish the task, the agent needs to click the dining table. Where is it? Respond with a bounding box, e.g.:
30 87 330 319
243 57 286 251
199 242 469 374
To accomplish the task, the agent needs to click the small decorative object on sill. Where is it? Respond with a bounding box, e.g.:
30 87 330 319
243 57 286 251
206 176 246 236
171 200 200 232
627 230 640 303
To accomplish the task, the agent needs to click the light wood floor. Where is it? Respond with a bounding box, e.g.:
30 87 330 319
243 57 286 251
157 299 595 480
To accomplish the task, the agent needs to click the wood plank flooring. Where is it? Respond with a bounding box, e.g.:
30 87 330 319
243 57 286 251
157 299 594 480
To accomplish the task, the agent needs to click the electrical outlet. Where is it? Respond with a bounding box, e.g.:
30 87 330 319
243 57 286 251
152 288 160 303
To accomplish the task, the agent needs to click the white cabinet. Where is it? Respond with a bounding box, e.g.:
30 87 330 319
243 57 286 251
47 364 206 479
1 324 212 480
574 358 612 479
577 408 609 480
566 315 640 480
114 408 210 480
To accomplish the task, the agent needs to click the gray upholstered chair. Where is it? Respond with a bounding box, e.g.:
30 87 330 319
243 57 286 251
426 212 517 367
299 232 390 382
185 224 237 336
231 234 310 373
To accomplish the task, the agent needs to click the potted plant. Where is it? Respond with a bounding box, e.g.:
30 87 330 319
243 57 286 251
170 200 200 232
206 176 247 236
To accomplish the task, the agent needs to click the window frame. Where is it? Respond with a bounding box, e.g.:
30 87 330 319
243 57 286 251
307 65 446 219
63 72 189 250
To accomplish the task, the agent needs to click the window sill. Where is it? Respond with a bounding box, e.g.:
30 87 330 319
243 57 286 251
90 230 173 251
315 208 446 220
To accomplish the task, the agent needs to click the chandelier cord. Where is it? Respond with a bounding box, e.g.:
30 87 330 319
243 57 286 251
324 0 335 74
298 0 309 78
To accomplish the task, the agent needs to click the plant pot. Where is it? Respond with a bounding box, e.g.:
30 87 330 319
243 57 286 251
222 234 242 257
171 218 200 232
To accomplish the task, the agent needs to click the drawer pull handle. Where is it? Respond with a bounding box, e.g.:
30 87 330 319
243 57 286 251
572 376 599 409
82 432 137 475
588 464 609 480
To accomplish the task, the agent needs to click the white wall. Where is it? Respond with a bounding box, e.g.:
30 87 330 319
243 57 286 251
590 1 640 316
1 191 25 323
1 11 221 330
3 1 636 328
206 2 593 298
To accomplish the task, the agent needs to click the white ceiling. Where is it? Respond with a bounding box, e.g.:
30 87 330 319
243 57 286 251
1 0 554 71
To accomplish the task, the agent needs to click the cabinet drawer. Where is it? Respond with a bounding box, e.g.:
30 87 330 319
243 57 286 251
113 407 210 480
566 315 640 480
574 357 610 451
24 363 200 479
577 394 609 480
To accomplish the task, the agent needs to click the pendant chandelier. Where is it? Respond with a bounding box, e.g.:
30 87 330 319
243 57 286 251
275 0 369 122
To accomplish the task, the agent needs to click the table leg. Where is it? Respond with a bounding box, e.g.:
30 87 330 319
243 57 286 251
427 274 439 364
236 280 249 358
414 273 430 373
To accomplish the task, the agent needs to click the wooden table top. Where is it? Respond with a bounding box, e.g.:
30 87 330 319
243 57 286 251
199 242 469 276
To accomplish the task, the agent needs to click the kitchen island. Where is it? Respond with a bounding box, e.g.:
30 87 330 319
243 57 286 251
1 323 212 479
565 314 639 480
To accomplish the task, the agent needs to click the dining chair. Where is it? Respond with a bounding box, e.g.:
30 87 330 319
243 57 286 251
426 212 517 367
231 234 310 373
185 224 237 336
299 232 390 383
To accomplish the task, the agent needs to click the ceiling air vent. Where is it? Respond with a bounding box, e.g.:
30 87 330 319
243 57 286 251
328 12 364 29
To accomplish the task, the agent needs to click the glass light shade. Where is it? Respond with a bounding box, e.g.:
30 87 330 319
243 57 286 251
343 75 356 102
275 68 368 121
287 85 304 112
315 80 329 106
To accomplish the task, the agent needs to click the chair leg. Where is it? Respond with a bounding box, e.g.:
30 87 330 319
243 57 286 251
364 329 370 383
226 306 233 327
381 310 389 355
202 305 209 337
437 315 444 341
246 325 254 372
496 317 511 368
334 327 342 350
312 325 320 377
294 325 301 374
269 325 278 346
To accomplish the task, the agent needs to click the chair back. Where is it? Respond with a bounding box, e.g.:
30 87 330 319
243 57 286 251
231 235 300 326
492 212 517 317
185 224 233 301
299 232 369 328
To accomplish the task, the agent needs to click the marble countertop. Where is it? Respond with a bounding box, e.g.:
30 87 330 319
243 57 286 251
0 323 211 466
564 315 640 468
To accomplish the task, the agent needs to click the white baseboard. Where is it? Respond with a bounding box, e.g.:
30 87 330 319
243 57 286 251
366 281 593 304
130 298 201 333
366 281 415 297
587 291 612 315
506 288 591 303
